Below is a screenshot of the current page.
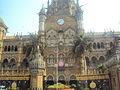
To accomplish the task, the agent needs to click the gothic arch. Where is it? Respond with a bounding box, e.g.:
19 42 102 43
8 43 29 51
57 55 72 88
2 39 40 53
46 74 55 85
21 58 29 68
15 46 18 51
4 46 7 51
70 75 76 80
47 29 57 40
11 45 14 51
97 42 101 49
85 56 90 66
48 54 55 64
93 43 96 49
101 42 104 48
110 42 114 48
91 56 98 68
58 54 65 61
8 46 10 51
64 28 75 38
47 75 54 81
58 54 64 58
9 58 16 68
2 59 9 68
58 75 65 81
47 29 56 33
99 56 105 63
68 53 75 63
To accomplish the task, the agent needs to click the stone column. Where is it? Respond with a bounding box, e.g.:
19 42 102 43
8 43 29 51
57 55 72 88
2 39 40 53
29 51 46 90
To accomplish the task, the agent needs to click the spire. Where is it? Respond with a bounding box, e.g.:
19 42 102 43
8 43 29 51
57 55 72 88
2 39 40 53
39 4 46 15
47 0 50 8
77 0 79 5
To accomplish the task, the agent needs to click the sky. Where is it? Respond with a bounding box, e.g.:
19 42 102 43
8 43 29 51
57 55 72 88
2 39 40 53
0 0 120 36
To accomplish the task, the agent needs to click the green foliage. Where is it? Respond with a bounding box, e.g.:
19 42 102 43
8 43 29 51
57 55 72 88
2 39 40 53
71 84 77 88
97 63 103 69
97 63 105 73
83 88 90 90
24 33 47 57
10 88 19 90
48 83 70 88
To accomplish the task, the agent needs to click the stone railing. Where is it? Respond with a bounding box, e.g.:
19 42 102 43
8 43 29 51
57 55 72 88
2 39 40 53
77 69 109 80
0 68 30 76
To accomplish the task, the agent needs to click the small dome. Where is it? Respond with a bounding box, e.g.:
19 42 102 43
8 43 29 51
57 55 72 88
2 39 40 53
0 17 4 24
0 17 7 29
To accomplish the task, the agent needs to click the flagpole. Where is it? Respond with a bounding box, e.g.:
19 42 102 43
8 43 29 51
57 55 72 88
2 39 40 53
56 34 59 89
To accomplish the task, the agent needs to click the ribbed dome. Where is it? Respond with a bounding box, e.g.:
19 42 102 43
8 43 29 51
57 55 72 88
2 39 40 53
0 17 4 24
0 17 7 29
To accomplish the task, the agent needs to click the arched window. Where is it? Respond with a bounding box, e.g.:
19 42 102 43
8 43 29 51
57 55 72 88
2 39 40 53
4 46 7 52
110 42 114 48
15 46 18 51
21 59 29 68
58 75 65 81
93 43 96 49
11 46 14 51
91 56 97 68
97 42 100 49
70 75 76 80
99 56 105 63
2 59 9 68
68 54 75 63
9 58 16 68
49 54 55 64
8 46 10 51
47 75 54 81
101 42 104 48
85 56 90 66
59 54 64 61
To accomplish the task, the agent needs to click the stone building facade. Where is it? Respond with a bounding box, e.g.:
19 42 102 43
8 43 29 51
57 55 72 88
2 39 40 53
0 0 120 90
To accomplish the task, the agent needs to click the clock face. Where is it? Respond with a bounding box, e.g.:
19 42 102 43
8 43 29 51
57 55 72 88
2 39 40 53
57 19 64 25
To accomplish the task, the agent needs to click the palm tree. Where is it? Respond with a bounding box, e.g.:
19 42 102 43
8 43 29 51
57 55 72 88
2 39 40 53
24 33 46 58
73 34 92 56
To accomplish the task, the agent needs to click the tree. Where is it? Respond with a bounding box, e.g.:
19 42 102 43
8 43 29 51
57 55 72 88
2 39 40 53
48 83 70 88
73 34 92 56
24 33 46 57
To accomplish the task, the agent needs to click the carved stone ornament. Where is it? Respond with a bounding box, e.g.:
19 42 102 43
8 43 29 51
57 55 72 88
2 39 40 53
90 81 96 89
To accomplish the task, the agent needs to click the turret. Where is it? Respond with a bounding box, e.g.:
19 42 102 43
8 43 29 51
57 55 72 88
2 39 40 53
38 6 46 32
0 17 7 40
0 18 8 63
76 5 84 34
29 46 46 90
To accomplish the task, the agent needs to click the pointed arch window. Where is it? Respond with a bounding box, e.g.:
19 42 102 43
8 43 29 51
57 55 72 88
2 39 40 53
97 42 100 49
93 43 96 49
101 42 104 48
15 46 18 51
4 46 7 52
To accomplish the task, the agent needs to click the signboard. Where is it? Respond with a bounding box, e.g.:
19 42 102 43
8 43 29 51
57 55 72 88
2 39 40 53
58 60 65 70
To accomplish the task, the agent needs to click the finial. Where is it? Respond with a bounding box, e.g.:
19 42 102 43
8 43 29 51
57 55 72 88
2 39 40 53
39 4 46 15
77 0 79 5
47 0 50 7
42 4 44 8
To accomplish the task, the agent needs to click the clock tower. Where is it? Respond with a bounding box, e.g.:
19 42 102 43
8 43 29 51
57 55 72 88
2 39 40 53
38 0 84 85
